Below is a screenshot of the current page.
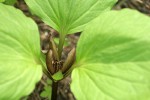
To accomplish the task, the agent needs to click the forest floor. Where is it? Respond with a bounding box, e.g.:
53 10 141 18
15 0 150 100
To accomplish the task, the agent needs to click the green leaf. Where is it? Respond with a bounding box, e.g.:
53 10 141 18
0 0 5 3
4 0 17 5
40 91 49 98
47 79 52 85
40 85 51 98
25 0 117 34
0 4 42 99
71 9 150 100
52 70 63 81
44 86 51 93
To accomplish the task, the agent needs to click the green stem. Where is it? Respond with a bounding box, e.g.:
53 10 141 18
51 81 58 100
58 33 66 59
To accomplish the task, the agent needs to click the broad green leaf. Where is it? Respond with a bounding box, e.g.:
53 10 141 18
4 0 17 5
0 4 42 99
71 9 150 100
25 0 117 34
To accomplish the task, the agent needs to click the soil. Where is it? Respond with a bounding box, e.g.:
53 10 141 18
14 0 150 100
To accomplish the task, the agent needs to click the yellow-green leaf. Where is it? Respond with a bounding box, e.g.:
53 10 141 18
0 4 42 99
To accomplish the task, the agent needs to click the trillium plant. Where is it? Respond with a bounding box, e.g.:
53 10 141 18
1 0 150 100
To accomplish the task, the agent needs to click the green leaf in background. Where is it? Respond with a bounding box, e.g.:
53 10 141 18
40 85 52 99
71 9 150 100
25 0 117 34
3 0 17 5
0 4 42 99
0 0 5 3
47 79 52 85
40 79 52 99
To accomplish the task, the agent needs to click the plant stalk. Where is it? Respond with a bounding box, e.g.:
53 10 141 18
62 47 76 74
58 34 66 59
49 36 59 61
51 81 58 100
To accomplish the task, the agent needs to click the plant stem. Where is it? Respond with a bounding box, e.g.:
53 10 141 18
51 81 58 100
58 33 66 59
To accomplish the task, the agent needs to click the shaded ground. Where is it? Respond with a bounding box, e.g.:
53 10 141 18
15 0 150 100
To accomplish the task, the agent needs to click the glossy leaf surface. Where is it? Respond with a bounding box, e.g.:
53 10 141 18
71 9 150 100
25 0 117 34
0 4 42 99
